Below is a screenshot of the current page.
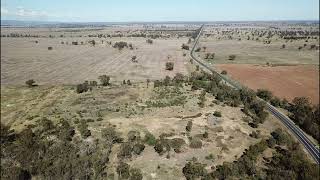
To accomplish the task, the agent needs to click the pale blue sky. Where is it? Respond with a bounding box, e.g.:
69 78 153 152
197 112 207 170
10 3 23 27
1 0 319 22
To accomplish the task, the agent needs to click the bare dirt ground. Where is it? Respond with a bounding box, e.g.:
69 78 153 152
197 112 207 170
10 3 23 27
1 37 189 85
216 64 319 104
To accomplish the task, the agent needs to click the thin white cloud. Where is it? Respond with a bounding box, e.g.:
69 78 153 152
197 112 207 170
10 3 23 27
1 7 9 15
16 7 48 18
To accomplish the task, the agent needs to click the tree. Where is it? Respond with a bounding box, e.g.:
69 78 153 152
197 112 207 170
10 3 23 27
198 90 206 108
186 120 193 132
146 39 153 44
98 75 110 86
127 80 132 85
221 70 227 75
257 89 273 101
270 97 281 107
129 168 143 180
182 44 190 50
76 83 89 93
25 79 36 87
228 55 236 60
213 111 222 117
165 62 174 71
182 160 207 180
78 121 91 138
146 79 150 88
117 162 130 179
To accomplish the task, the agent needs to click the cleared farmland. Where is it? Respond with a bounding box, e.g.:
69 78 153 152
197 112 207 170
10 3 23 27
1 36 190 85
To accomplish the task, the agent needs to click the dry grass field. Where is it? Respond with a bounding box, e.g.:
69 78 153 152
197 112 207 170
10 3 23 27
1 28 191 85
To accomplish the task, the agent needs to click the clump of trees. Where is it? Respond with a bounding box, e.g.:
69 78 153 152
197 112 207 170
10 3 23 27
113 41 128 50
289 97 319 140
76 82 90 93
165 62 174 71
204 53 215 59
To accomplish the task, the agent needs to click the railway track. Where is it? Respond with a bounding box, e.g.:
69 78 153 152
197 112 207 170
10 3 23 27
189 24 320 164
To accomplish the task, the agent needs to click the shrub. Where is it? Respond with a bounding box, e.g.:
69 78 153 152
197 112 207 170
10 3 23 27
127 130 141 142
78 121 91 138
186 120 193 132
132 143 145 155
58 119 75 141
169 138 186 152
154 139 170 155
228 55 236 60
221 70 227 75
144 132 156 145
129 168 143 180
48 47 53 50
195 47 201 52
165 62 174 71
102 126 123 143
146 39 153 44
117 162 130 179
189 138 202 149
25 79 36 87
127 80 132 85
213 111 222 117
98 75 110 86
118 143 133 159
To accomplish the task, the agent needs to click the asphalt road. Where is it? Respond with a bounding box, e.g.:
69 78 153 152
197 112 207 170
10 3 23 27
189 25 320 164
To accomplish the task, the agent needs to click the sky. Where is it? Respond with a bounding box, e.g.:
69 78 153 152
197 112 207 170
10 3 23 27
1 0 319 22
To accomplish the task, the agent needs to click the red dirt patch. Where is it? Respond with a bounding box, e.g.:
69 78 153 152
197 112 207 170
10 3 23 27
216 64 319 105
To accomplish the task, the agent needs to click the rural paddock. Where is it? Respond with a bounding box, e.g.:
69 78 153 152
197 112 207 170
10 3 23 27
216 64 319 104
1 37 189 85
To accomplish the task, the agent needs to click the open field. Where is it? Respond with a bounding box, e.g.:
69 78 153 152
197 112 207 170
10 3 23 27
196 24 319 65
216 64 319 104
1 35 190 85
197 39 319 64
